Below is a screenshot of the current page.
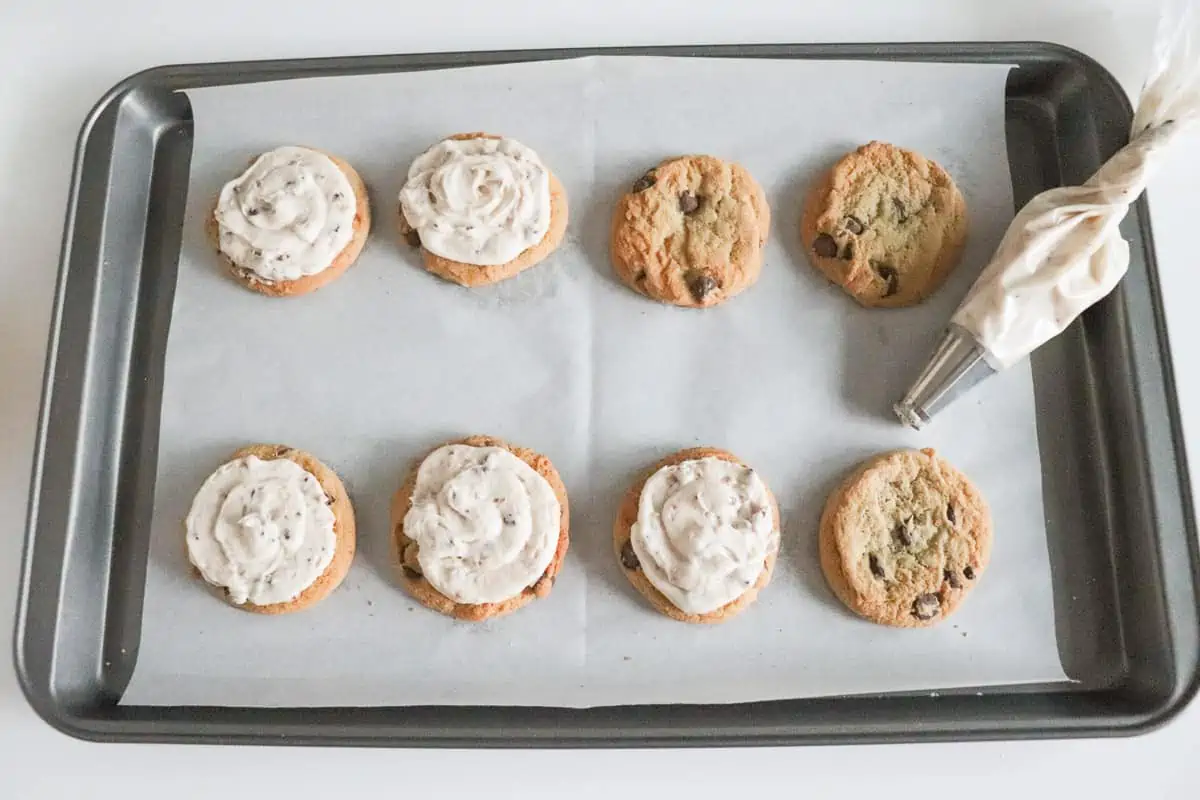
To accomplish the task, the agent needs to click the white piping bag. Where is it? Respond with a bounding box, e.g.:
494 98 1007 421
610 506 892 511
895 0 1200 428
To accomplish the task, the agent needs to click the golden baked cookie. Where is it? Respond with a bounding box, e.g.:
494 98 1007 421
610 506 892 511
185 444 357 615
801 141 967 308
819 448 991 627
208 148 371 298
611 155 771 308
397 132 569 287
391 435 570 621
613 446 780 624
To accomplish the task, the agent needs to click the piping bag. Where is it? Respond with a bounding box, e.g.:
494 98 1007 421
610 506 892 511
895 0 1200 429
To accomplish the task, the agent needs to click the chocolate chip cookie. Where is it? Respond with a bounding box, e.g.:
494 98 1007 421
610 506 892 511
397 132 570 288
801 141 967 308
390 435 570 622
611 155 771 308
613 447 781 624
819 448 991 627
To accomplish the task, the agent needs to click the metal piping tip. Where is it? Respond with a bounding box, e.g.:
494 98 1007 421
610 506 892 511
894 325 995 429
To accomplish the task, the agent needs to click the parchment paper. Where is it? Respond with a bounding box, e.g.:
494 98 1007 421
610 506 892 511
121 56 1068 707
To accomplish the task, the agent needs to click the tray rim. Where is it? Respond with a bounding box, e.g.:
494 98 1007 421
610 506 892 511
15 40 1200 747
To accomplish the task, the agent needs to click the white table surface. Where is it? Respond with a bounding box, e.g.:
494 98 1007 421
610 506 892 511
2 0 1198 795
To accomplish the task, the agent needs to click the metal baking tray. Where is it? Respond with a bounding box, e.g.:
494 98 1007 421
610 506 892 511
14 43 1200 747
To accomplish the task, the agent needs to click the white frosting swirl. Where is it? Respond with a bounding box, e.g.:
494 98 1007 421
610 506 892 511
214 146 356 282
185 455 336 605
402 444 560 604
398 137 551 266
631 457 778 615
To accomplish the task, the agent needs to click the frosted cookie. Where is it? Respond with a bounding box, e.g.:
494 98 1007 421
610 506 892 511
391 435 570 621
819 448 991 627
398 133 569 287
613 447 780 623
801 141 967 308
209 146 371 297
610 155 771 308
184 444 356 614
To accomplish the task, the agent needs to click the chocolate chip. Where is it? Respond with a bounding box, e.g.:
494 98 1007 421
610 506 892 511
912 593 941 620
872 261 899 297
679 191 700 214
283 529 291 541
632 169 657 193
813 233 839 258
332 192 343 201
276 253 290 262
686 270 718 302
840 240 855 260
247 207 260 216
947 504 956 524
619 540 640 570
944 569 962 589
401 565 422 580
892 524 912 548
404 229 422 248
892 197 908 222
845 215 865 235
502 513 516 526
869 554 885 578
963 565 976 580
635 270 647 283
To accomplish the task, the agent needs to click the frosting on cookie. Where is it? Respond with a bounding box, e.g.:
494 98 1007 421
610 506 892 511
214 146 356 282
399 137 551 266
631 457 778 615
402 444 559 604
185 455 337 606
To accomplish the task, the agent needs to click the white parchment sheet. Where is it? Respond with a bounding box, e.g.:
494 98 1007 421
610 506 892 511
121 57 1068 707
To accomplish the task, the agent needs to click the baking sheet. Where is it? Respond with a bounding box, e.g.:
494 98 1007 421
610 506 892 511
121 56 1068 708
